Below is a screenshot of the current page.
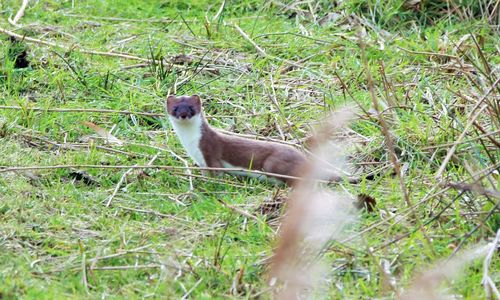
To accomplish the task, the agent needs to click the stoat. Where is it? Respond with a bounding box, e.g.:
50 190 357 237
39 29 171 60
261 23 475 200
166 95 307 185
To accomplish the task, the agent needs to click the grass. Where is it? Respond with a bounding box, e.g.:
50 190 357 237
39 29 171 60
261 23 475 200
0 0 499 298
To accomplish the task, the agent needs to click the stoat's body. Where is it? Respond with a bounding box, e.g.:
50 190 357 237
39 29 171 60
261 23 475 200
167 95 306 185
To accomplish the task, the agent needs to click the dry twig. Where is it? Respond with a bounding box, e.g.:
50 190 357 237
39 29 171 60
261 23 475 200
445 182 500 199
116 205 187 222
105 153 159 207
233 24 267 57
0 26 149 61
8 0 30 26
435 77 500 178
217 198 260 222
0 164 330 184
359 32 412 209
105 168 134 207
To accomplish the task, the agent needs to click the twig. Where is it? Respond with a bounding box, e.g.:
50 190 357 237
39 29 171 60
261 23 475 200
37 262 183 275
233 24 267 57
389 163 500 235
359 29 437 256
482 230 500 300
346 164 500 249
0 26 149 61
170 170 253 189
0 105 163 117
359 32 412 209
116 205 187 222
268 73 302 145
105 153 160 207
0 106 259 120
450 200 500 257
181 278 203 300
341 187 447 245
120 63 150 70
62 13 174 23
436 77 500 178
421 129 500 150
473 122 500 149
90 264 162 271
217 128 300 147
78 240 90 295
105 168 134 207
217 198 260 222
435 105 489 178
163 147 194 191
88 245 152 264
8 0 29 26
16 131 151 158
280 52 320 74
397 46 459 60
255 32 336 45
445 182 500 199
0 164 331 184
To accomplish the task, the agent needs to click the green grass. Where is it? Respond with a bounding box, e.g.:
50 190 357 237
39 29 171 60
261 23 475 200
0 0 498 298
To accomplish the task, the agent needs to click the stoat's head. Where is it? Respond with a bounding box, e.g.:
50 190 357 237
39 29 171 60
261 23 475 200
166 95 202 122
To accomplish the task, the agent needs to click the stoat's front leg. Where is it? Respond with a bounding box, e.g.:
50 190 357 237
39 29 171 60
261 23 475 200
202 157 224 177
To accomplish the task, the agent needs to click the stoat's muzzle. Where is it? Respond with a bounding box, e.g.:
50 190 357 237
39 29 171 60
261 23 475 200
173 104 196 120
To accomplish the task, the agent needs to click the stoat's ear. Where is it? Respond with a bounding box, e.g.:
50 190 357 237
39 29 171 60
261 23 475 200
191 94 202 104
166 95 177 113
191 95 202 111
167 95 176 104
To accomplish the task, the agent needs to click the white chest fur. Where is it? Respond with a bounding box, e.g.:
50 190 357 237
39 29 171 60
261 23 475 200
169 114 206 167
